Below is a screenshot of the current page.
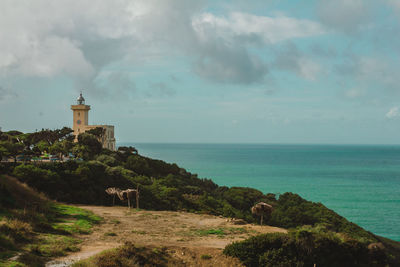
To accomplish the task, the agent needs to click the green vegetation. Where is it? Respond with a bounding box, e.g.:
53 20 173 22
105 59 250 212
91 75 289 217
0 175 100 266
200 254 212 260
72 242 182 267
196 228 226 237
224 227 388 267
1 127 400 266
266 192 376 242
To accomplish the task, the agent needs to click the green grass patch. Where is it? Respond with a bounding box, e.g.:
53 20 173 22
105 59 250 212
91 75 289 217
51 204 101 234
226 227 248 234
196 228 226 236
29 235 80 257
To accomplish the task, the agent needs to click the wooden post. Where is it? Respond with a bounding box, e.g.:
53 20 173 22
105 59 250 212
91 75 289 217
128 197 131 209
112 194 115 206
260 214 263 225
136 192 139 209
136 185 140 209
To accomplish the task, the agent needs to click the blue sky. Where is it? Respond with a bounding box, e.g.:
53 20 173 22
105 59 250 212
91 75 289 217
1 0 400 144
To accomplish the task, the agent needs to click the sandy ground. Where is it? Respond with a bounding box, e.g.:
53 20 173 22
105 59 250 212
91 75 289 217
46 206 287 267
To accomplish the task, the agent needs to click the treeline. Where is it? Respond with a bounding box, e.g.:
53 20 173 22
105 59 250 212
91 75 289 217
0 127 110 161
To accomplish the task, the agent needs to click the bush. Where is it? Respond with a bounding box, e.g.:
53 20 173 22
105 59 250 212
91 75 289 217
223 229 388 267
267 193 376 242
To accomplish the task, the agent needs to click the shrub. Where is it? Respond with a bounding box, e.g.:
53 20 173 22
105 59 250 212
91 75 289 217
224 229 388 267
201 254 212 260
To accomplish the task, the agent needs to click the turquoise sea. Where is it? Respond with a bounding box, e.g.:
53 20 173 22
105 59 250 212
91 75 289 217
122 143 400 241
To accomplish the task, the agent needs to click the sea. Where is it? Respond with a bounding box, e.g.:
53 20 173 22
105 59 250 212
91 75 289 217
121 143 400 241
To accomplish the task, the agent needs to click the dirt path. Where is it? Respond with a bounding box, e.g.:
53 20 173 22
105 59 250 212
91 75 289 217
46 206 287 267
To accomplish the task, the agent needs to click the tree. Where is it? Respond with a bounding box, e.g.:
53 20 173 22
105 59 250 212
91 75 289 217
49 141 64 160
86 127 105 138
0 141 24 163
0 145 5 160
76 133 102 159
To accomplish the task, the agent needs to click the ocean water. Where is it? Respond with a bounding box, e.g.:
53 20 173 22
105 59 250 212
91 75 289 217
122 143 400 241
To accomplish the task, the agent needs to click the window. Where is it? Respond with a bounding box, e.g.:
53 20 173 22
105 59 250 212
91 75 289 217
78 112 80 116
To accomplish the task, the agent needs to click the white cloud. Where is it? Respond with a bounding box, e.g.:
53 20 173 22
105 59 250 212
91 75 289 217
0 1 325 88
192 12 325 44
386 107 400 118
273 43 321 81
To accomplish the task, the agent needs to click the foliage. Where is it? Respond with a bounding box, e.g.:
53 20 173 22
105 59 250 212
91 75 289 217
266 192 376 242
1 127 399 266
224 228 388 267
77 133 102 159
86 127 105 138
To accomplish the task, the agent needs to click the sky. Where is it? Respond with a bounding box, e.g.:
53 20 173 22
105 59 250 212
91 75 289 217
1 0 400 144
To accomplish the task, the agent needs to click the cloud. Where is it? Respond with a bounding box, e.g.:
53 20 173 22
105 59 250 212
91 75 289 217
0 1 327 90
146 82 175 97
93 71 137 100
316 0 372 33
336 56 400 92
192 12 325 44
273 43 321 81
190 12 324 83
0 0 203 87
193 44 268 84
386 107 400 118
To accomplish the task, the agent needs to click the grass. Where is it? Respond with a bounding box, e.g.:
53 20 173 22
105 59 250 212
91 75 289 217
28 235 81 257
51 204 101 234
200 254 212 260
0 204 99 266
196 228 226 236
0 175 102 266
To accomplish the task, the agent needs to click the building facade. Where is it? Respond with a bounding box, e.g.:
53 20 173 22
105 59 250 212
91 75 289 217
71 93 116 151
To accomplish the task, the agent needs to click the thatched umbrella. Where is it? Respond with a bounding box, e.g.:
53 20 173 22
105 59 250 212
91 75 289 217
105 187 121 206
251 202 273 225
105 186 140 209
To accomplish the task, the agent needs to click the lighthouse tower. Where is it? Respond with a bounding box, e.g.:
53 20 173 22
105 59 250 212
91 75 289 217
70 93 91 138
70 93 116 150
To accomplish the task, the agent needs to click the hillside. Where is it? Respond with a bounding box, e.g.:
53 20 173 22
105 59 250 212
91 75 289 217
1 128 400 266
0 175 100 267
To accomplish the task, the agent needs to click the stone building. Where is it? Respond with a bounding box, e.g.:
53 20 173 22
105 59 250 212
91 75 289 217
71 93 116 151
